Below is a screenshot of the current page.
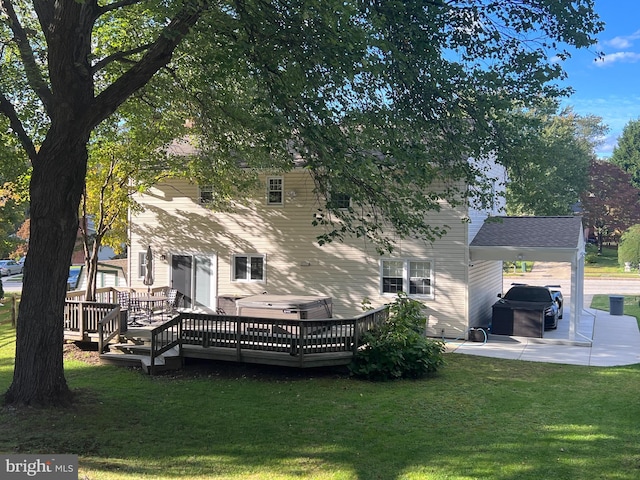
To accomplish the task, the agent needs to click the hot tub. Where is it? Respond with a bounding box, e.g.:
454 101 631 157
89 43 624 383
235 294 332 319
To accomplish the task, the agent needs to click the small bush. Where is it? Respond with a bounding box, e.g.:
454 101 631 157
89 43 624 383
585 243 600 263
350 293 445 381
618 224 640 268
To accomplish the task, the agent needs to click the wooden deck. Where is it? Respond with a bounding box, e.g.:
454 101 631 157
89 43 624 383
64 288 388 374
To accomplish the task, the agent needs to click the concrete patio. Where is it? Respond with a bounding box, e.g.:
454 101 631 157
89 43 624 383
447 303 640 366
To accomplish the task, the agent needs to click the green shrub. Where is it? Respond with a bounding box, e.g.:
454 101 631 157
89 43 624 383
350 293 445 381
618 224 640 268
585 243 600 263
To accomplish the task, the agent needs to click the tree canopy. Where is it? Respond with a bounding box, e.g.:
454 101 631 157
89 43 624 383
0 0 603 406
618 224 640 268
497 105 605 216
579 160 640 249
611 118 640 189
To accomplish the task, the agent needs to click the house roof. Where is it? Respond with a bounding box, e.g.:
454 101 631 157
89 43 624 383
97 258 128 278
469 216 584 262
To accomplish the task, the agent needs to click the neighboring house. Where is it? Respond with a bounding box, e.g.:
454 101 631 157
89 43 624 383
75 259 128 291
128 162 507 339
70 216 118 265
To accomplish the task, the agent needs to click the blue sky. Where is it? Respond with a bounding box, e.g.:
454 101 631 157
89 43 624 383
558 0 640 158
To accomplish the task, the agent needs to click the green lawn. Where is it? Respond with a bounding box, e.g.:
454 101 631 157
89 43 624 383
584 246 639 277
2 313 640 479
591 294 640 327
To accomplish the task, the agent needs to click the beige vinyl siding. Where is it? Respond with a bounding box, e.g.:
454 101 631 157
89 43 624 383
467 260 503 332
130 170 472 336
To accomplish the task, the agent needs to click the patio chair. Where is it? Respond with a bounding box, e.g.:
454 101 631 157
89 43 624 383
153 288 184 320
117 290 144 326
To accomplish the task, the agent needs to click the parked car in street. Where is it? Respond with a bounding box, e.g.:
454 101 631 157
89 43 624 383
493 284 560 331
0 259 23 276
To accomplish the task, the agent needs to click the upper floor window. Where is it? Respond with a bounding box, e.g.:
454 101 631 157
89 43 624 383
267 177 283 205
329 192 351 209
232 254 266 282
380 259 433 298
199 185 214 204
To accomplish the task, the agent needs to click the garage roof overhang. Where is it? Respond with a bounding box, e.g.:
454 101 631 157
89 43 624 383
470 246 579 263
469 216 584 263
469 216 587 343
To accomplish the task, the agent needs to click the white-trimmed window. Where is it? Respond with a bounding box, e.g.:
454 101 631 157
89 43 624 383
232 254 266 282
138 252 147 278
267 177 283 205
380 259 433 297
199 185 214 204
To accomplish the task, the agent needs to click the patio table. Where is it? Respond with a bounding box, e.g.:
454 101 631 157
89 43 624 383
136 295 167 323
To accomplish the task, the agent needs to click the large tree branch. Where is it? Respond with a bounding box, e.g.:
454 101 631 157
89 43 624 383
86 0 206 131
0 91 37 161
91 43 153 74
97 0 143 16
0 0 53 109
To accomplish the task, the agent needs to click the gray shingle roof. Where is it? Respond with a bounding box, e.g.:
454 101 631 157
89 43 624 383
470 216 584 249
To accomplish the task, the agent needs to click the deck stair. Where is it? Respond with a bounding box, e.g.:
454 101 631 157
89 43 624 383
99 331 182 374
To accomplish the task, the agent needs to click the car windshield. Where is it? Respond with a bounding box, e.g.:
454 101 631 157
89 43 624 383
503 287 552 303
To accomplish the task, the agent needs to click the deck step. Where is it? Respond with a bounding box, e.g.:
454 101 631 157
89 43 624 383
109 343 151 355
99 352 154 368
100 346 181 374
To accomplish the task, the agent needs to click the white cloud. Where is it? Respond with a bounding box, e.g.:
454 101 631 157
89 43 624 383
596 134 619 158
605 30 640 49
595 51 640 66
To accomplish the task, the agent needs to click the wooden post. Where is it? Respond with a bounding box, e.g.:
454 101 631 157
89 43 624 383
11 295 17 327
79 302 86 340
236 319 242 362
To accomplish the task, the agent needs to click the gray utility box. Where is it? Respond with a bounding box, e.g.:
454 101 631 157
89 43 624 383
491 305 544 338
235 294 333 320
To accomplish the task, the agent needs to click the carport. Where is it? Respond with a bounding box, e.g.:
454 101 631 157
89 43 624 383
469 216 586 342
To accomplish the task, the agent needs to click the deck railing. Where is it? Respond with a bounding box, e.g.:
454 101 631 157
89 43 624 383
64 300 122 342
74 296 389 370
151 305 389 367
66 286 166 304
97 306 122 353
149 316 183 375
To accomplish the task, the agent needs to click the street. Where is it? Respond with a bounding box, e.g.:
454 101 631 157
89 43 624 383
504 262 640 307
1 275 23 293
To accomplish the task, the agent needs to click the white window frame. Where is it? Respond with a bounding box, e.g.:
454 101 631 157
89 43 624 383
232 254 266 283
266 177 283 205
380 258 434 299
138 251 147 279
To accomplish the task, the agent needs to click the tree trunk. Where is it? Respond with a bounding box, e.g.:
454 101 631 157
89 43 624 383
85 238 101 302
4 136 88 407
